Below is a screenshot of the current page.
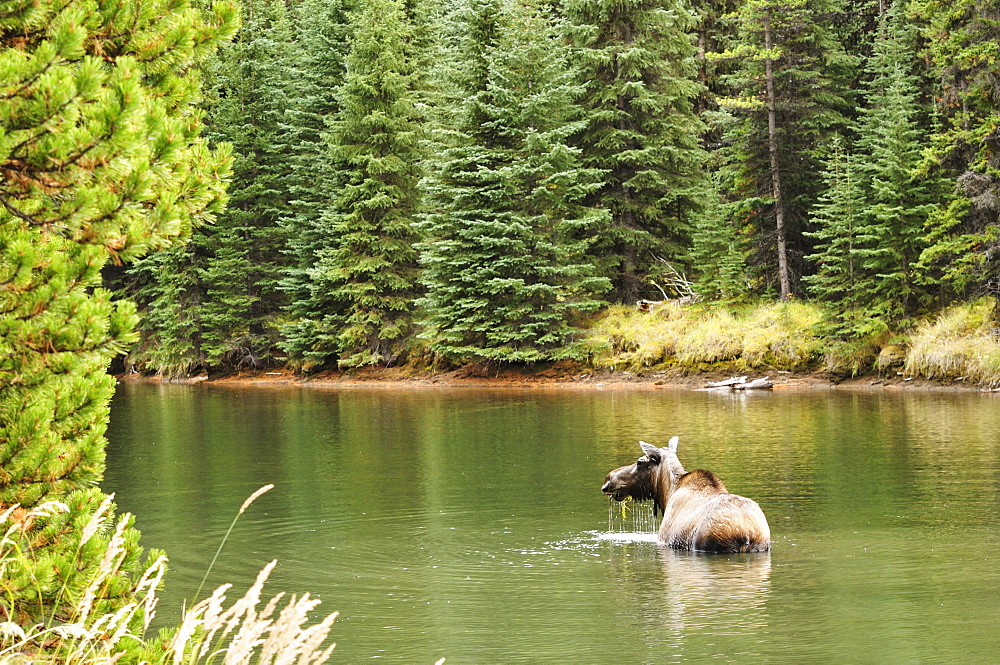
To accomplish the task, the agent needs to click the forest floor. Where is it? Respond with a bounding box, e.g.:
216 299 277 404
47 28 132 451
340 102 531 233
117 362 991 393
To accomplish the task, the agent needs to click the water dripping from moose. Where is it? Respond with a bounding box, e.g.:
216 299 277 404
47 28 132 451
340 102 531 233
601 437 770 552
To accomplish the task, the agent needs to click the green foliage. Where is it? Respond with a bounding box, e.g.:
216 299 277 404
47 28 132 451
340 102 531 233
195 0 293 370
278 0 350 323
807 7 940 337
804 138 868 332
0 0 234 635
282 0 424 370
124 0 293 374
689 181 747 302
95 0 1000 381
1 0 235 500
122 244 209 377
854 61 936 320
913 0 1000 301
713 0 855 296
418 0 610 363
564 0 710 301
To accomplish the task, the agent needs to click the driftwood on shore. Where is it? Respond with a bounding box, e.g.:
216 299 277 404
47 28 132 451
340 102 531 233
706 376 748 388
702 376 773 391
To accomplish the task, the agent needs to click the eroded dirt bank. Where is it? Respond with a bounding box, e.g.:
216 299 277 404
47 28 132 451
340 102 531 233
116 362 990 392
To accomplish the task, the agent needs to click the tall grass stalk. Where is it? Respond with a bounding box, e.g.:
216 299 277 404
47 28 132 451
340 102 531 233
0 499 167 663
194 484 274 603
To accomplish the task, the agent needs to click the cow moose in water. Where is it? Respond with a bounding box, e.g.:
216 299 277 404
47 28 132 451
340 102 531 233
602 437 771 553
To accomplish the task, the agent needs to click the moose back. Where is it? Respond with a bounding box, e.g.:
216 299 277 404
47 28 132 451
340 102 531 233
602 437 771 553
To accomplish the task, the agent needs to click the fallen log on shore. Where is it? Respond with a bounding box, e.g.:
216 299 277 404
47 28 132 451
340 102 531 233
705 376 747 388
733 376 772 390
702 375 773 391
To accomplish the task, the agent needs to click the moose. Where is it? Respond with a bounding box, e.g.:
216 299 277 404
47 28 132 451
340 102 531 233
602 437 771 553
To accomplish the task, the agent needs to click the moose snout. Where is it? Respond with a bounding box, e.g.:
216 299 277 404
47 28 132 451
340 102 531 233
602 474 624 498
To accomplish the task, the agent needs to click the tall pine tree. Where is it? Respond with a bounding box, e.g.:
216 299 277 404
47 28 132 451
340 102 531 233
914 0 1000 303
689 179 747 302
855 61 937 321
126 0 295 373
1 0 235 624
564 0 709 302
282 0 424 370
804 137 869 334
713 0 855 299
418 0 609 363
278 0 350 319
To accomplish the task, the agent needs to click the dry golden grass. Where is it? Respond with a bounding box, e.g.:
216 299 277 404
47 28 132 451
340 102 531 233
904 300 1000 385
0 488 343 665
585 301 824 370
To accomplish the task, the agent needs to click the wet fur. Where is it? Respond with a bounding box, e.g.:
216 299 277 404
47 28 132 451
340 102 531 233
602 439 771 553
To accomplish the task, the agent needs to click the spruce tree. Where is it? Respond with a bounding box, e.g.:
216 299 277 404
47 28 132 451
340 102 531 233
1 0 235 624
713 0 855 299
855 61 936 321
804 138 869 333
278 0 350 317
914 0 1000 301
418 0 609 363
564 0 709 302
282 0 424 369
689 181 747 302
198 0 294 369
126 0 295 373
121 243 210 376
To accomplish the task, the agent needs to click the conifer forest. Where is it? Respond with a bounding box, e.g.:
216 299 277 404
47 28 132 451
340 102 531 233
1 0 999 658
10 0 1000 380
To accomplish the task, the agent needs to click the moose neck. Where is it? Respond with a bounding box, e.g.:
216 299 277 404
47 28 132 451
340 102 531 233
655 458 685 515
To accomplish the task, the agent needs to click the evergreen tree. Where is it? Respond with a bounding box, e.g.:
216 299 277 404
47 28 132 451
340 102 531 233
282 0 424 369
121 243 210 376
278 0 350 317
858 16 938 323
804 137 869 332
198 0 294 369
126 0 295 373
1 0 235 624
564 0 709 302
914 0 1000 302
418 0 610 363
714 0 855 299
689 180 747 302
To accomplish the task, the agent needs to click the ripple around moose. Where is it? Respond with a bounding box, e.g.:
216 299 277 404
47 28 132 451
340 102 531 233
601 437 771 553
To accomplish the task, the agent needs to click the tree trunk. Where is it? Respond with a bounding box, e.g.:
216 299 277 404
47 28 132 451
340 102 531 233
764 10 791 301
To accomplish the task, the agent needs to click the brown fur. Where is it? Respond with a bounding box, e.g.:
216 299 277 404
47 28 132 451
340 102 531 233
679 469 727 493
602 438 771 553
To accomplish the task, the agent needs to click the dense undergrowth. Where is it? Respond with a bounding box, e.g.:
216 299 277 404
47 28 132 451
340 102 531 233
581 299 1000 386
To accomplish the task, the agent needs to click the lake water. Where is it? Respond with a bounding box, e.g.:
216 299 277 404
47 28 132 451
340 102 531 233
103 383 1000 663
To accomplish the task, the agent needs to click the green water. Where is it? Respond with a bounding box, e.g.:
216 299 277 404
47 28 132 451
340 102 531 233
104 384 1000 663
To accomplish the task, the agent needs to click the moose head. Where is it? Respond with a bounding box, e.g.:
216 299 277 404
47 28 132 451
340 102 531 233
602 437 687 516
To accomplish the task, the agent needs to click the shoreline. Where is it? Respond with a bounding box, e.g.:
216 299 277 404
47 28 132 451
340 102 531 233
115 364 991 393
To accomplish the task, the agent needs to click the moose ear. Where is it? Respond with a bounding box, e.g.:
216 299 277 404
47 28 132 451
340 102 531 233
667 436 679 452
639 440 662 461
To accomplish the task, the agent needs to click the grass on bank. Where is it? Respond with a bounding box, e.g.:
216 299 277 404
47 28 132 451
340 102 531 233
582 298 1000 385
904 299 1000 385
584 301 824 372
